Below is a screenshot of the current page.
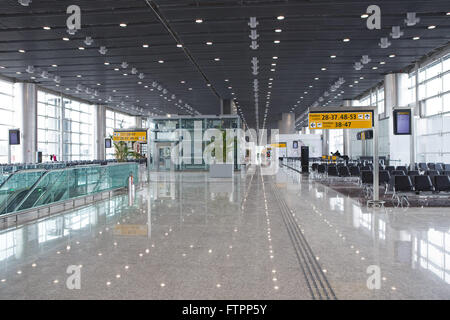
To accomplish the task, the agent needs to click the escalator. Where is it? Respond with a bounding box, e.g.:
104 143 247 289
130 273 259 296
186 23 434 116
0 169 47 215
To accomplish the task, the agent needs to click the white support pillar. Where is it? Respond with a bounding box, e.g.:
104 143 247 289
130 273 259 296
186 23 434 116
22 83 38 163
95 105 107 160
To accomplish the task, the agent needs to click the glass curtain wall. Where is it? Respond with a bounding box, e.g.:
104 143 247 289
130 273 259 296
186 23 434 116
38 90 94 161
0 79 20 163
408 54 450 163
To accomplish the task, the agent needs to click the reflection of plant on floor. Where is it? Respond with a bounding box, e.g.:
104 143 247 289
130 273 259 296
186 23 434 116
111 136 145 162
206 130 236 163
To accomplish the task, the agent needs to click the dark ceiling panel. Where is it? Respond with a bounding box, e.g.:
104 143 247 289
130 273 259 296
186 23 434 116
0 0 448 127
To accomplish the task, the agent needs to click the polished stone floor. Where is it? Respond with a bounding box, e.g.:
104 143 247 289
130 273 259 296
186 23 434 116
0 165 449 300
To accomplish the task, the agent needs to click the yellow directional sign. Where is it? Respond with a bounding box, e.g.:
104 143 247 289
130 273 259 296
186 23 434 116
113 130 147 142
309 111 373 130
270 143 287 148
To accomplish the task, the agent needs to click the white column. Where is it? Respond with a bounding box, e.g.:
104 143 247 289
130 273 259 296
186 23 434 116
21 83 38 163
95 105 106 160
342 100 352 156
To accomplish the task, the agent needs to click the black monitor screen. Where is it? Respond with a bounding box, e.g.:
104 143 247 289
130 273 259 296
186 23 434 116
9 129 20 145
293 141 298 149
105 138 112 148
394 110 411 135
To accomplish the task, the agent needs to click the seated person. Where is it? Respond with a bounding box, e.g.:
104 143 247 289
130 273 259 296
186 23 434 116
331 150 341 157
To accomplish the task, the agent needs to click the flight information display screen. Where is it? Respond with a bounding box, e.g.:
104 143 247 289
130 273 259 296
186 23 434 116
9 129 20 145
394 110 411 135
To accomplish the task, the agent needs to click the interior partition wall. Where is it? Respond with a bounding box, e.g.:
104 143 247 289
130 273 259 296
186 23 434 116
105 109 136 159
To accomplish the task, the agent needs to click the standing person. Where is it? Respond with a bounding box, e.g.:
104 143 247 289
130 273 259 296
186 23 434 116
53 154 57 162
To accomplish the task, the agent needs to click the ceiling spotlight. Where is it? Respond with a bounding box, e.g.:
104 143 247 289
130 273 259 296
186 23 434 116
390 26 404 39
84 36 93 46
104 62 110 65
76 74 82 78
121 62 128 68
62 37 69 41
214 58 220 61
158 60 164 63
18 49 26 53
131 67 138 75
78 47 85 50
330 55 336 59
142 44 149 48
274 40 280 44
275 29 282 33
206 42 213 45
195 19 203 23
413 36 420 40
428 25 436 30
380 61 386 65
119 23 127 27
43 26 51 30
343 38 350 42
389 54 396 58
405 12 420 26
18 0 32 6
321 67 327 71
66 28 76 35
177 44 183 48
26 66 35 73
361 14 369 18
277 15 285 20
272 56 278 60
99 46 107 55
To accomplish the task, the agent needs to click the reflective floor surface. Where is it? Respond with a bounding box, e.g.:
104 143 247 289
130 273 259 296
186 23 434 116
0 165 449 299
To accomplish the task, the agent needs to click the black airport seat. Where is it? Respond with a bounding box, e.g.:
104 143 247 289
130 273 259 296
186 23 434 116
414 175 434 192
394 176 414 192
361 170 373 184
327 166 339 177
442 171 450 176
362 165 372 171
396 166 408 174
350 166 361 177
392 170 406 176
435 163 444 172
385 166 395 174
317 164 326 174
408 170 420 176
379 170 391 185
434 175 450 192
338 166 350 177
426 170 440 177
418 163 428 171
427 163 436 170
444 164 450 171
312 163 318 172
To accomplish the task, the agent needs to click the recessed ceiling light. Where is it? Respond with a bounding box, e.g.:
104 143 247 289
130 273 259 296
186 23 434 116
372 66 378 70
360 76 364 79
177 44 183 48
181 80 185 84
343 38 350 42
277 16 285 20
214 58 220 61
389 54 396 58
63 37 70 41
272 56 278 60
380 61 386 65
0 66 5 69
43 26 51 30
16 71 21 74
123 73 128 76
330 55 337 58
18 49 25 53
274 40 280 44
413 36 420 40
142 44 149 48
119 23 127 27
158 60 164 63
77 75 82 78
314 77 319 80
270 69 275 72
78 47 85 50
361 14 369 18
427 25 436 29
275 29 282 33
97 83 101 86
104 62 110 65
195 19 203 23
271 63 276 66
321 67 327 71
206 42 213 45
114 68 119 71
51 64 58 67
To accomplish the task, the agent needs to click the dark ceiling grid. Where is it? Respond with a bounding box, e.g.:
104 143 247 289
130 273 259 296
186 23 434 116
0 0 448 126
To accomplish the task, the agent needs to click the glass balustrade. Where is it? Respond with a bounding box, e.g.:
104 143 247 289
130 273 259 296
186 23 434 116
0 163 138 216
